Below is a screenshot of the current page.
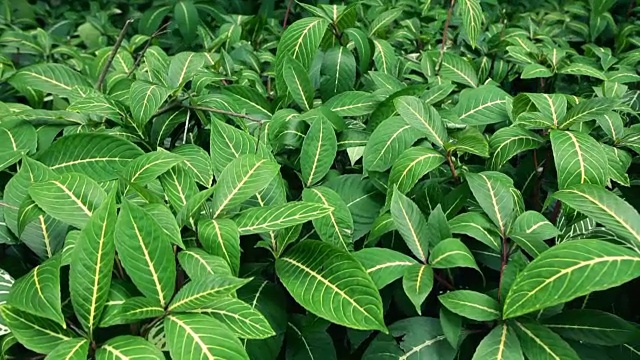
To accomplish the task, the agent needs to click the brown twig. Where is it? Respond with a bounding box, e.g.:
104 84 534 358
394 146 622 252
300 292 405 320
283 0 294 29
434 271 455 290
187 105 264 123
446 150 458 182
128 22 171 78
497 236 509 302
550 200 562 225
436 0 456 74
96 18 134 90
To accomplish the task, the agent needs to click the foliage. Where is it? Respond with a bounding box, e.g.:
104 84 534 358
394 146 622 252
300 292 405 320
1 0 640 359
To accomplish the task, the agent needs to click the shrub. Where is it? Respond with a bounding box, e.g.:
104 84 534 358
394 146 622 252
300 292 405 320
1 0 640 359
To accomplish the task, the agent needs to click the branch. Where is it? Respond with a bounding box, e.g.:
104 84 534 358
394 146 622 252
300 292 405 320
283 0 294 29
434 271 455 290
446 150 458 182
187 105 264 123
96 19 134 90
436 0 456 74
497 236 509 303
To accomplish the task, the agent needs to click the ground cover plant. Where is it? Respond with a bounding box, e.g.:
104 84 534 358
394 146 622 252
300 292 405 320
1 0 640 358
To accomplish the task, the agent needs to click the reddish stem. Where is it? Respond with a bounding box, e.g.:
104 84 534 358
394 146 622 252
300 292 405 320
436 0 456 73
282 0 294 29
446 151 458 182
434 272 455 290
497 236 509 302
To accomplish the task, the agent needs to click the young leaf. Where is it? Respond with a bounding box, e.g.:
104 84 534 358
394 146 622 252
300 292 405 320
300 116 337 187
550 130 608 190
284 56 315 111
114 201 176 307
466 171 515 236
402 264 434 315
439 290 501 321
429 238 479 271
559 97 616 129
165 314 250 360
512 320 580 360
168 51 205 89
234 202 332 235
121 149 183 185
394 96 448 148
302 186 354 251
197 219 241 275
489 127 544 170
276 240 387 332
456 0 483 48
354 248 417 289
390 189 430 263
95 335 164 360
188 297 275 339
472 323 524 360
209 118 272 176
503 240 640 319
385 147 444 200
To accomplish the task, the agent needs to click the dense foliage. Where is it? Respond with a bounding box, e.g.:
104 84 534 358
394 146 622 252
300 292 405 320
1 0 640 358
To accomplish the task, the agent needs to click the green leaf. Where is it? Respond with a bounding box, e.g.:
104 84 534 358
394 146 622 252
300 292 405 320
178 248 233 279
449 127 490 158
389 317 455 359
174 1 200 42
0 120 37 154
363 117 421 172
594 111 623 141
276 240 387 332
559 98 616 129
9 64 90 97
208 118 271 176
0 306 73 354
176 187 215 228
234 202 332 235
429 238 479 270
402 264 434 315
387 146 445 202
29 173 106 229
168 51 205 89
129 81 171 131
45 338 89 360
69 190 117 334
167 277 250 312
372 39 398 76
558 63 607 80
390 189 430 263
395 96 448 148
7 256 64 326
543 309 639 346
369 8 403 36
439 290 501 321
553 184 640 249
466 171 515 236
96 335 164 360
188 297 275 339
302 186 354 251
503 240 640 319
324 91 379 117
354 248 418 289
604 145 631 186
143 203 184 249
165 314 250 360
115 201 176 307
211 154 280 218
454 85 511 125
509 211 559 241
121 149 183 185
172 144 213 186
521 63 553 79
198 219 241 275
489 127 544 170
512 320 580 360
550 130 608 190
320 46 356 100
440 52 479 88
472 323 524 360
38 133 144 181
449 212 501 251
300 117 337 187
284 56 315 111
456 0 483 47
344 28 371 73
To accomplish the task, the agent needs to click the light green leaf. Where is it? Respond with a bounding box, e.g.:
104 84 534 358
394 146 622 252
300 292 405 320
449 127 490 158
165 314 250 360
8 64 90 97
503 240 640 319
372 39 397 76
45 338 89 360
0 120 37 154
198 219 241 275
550 130 608 190
0 305 73 354
472 323 524 360
38 133 144 181
211 154 280 218
320 46 356 100
29 173 106 229
121 149 183 185
520 64 553 79
509 211 558 241
354 248 417 289
523 93 567 128
300 117 337 187
115 201 176 306
234 202 332 235
284 56 315 111
178 248 233 279
558 63 607 80
594 111 623 141
276 240 387 332
429 238 479 270
96 335 164 360
512 321 579 360
364 116 421 172
369 8 403 36
168 277 250 312
559 97 616 129
387 146 445 202
324 91 379 117
7 256 64 326
489 127 544 170
188 297 275 339
129 81 171 131
390 189 430 263
302 186 354 251
402 264 434 315
176 187 215 228
69 190 117 334
439 290 501 321
208 119 271 176
440 53 478 88
466 171 515 236
395 96 448 148
456 0 483 47
454 85 511 125
449 212 501 251
143 203 184 249
172 144 213 186
168 51 205 89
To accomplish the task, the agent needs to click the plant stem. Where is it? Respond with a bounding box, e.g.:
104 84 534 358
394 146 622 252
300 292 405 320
96 18 134 90
434 271 455 290
128 22 171 78
497 236 509 302
446 150 458 182
283 0 294 29
550 200 562 225
436 0 456 74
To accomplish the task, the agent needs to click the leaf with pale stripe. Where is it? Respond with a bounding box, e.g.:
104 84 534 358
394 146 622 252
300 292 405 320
595 111 623 141
489 127 544 170
302 186 354 251
387 146 445 204
512 321 579 360
300 116 337 187
390 189 430 263
558 97 617 129
284 56 315 111
324 91 379 116
389 317 455 360
103 297 165 325
95 335 165 360
121 149 183 185
37 133 143 181
472 323 524 360
276 240 386 332
395 96 448 148
543 309 638 346
234 202 332 235
176 187 215 228
550 130 608 190
189 297 275 339
0 305 73 354
524 93 567 127
457 0 483 48
402 264 434 315
172 144 213 186
354 248 417 289
159 164 198 212
168 277 250 312
372 39 397 76
440 53 478 88
320 46 356 100
211 155 280 218
7 256 64 326
429 238 479 271
45 338 89 360
454 85 511 125
466 171 515 236
129 80 171 131
503 240 640 319
168 51 205 90
69 190 117 335
363 116 422 172
209 118 272 176
178 248 232 280
198 219 241 275
449 212 501 251
8 63 90 97
165 314 250 360
29 173 106 229
114 201 176 306
439 290 501 321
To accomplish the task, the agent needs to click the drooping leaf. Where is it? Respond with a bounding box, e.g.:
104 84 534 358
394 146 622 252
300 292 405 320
234 201 332 235
198 219 241 275
302 186 354 251
512 320 580 360
189 297 275 339
354 248 418 289
550 130 608 190
168 51 205 89
0 306 73 354
429 238 479 271
402 264 434 315
454 85 511 125
45 338 89 360
9 64 90 97
390 189 430 263
543 309 639 346
300 116 337 187
389 317 456 359
439 290 501 321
